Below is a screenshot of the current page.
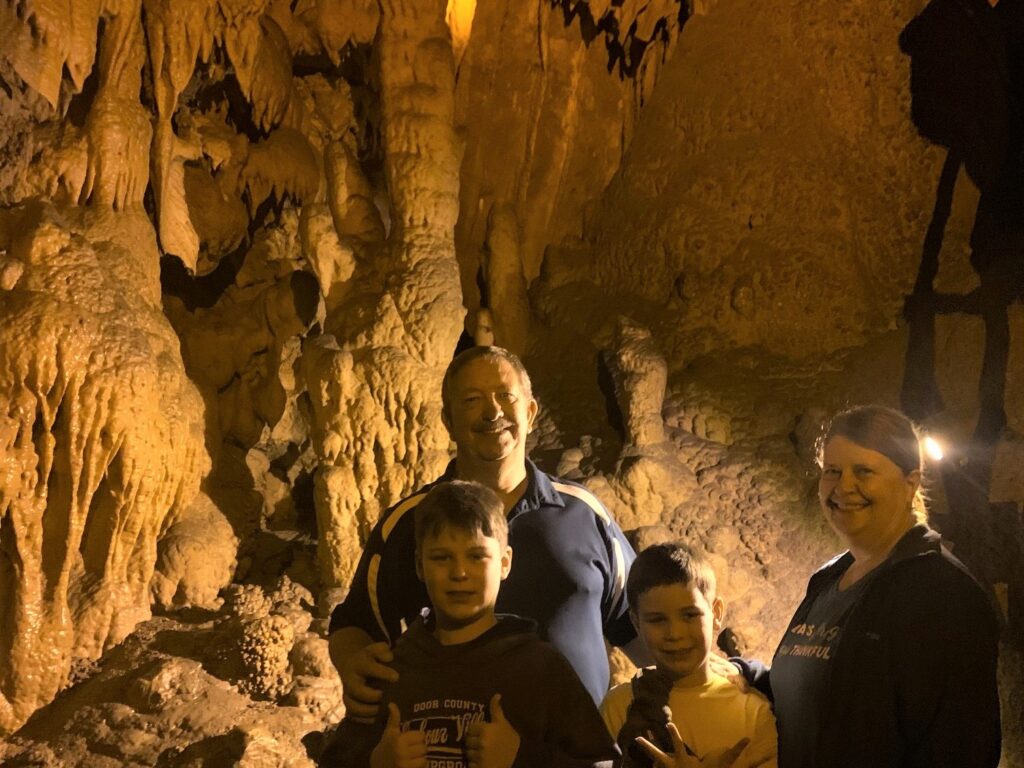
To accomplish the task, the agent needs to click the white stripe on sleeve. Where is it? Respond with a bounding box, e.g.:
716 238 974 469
367 554 389 642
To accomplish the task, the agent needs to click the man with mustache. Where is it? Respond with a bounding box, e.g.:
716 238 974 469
328 346 641 726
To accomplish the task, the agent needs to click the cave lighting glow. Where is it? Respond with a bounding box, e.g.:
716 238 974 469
446 0 477 62
923 435 944 462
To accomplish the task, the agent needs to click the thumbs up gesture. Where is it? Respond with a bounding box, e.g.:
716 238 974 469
465 694 521 768
370 703 427 768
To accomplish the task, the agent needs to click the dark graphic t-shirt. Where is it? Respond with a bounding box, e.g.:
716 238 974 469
772 571 872 768
402 696 487 767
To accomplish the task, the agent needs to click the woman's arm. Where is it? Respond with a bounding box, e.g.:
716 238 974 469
891 565 1001 768
727 657 773 702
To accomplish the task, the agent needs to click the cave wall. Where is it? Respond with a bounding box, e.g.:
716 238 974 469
0 0 1021 760
535 0 934 362
455 0 1023 758
453 0 685 337
0 0 464 737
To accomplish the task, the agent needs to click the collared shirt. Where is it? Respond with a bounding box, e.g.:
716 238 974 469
329 459 637 703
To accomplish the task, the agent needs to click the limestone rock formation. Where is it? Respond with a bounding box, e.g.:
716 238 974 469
0 594 331 767
454 0 659 314
531 0 938 368
0 204 207 735
480 203 531 356
168 230 320 454
212 579 328 704
602 317 669 448
151 493 239 612
306 0 465 596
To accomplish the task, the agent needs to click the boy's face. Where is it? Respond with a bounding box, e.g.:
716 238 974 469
417 524 512 634
631 582 724 686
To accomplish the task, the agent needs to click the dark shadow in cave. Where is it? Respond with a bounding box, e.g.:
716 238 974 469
160 247 246 311
899 0 1024 597
596 351 627 444
900 149 959 422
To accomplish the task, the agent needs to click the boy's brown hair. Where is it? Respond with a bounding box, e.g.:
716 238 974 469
626 541 717 609
413 480 508 552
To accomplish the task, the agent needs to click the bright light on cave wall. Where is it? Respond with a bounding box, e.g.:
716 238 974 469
446 0 477 63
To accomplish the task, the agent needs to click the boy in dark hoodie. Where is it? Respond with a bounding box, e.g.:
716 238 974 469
368 480 617 768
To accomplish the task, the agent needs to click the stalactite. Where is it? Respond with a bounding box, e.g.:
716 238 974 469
0 0 103 109
144 0 217 269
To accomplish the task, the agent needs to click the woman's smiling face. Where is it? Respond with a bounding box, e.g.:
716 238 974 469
818 435 920 553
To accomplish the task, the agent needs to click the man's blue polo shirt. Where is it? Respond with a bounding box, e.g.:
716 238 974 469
329 459 638 703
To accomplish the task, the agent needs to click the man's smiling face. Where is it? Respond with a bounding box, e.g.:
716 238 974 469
443 356 537 466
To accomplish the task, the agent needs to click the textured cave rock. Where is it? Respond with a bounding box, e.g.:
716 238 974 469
0 204 207 735
0 584 334 767
150 492 239 612
306 0 465 596
532 0 936 364
0 0 1021 762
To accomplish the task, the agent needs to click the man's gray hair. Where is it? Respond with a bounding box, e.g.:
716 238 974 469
441 346 534 420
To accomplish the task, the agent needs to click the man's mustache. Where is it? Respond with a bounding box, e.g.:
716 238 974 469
472 420 514 433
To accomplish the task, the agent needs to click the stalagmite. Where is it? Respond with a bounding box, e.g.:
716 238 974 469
603 316 668 448
150 492 239 611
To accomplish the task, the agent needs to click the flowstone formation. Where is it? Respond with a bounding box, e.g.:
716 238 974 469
454 0 691 326
1 0 464 743
0 204 207 735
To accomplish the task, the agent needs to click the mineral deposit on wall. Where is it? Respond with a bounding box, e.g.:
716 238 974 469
0 0 464 740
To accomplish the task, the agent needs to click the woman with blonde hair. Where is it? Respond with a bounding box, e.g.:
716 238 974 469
753 405 1001 767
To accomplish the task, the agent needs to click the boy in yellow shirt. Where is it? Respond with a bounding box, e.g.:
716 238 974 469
600 543 777 768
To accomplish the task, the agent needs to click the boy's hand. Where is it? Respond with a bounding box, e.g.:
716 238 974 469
371 703 427 768
341 642 399 723
636 721 749 767
465 694 521 768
